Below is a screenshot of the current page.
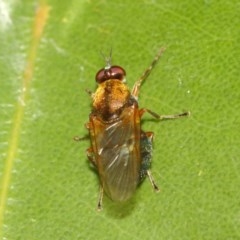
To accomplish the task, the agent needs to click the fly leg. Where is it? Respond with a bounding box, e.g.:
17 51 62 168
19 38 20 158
74 123 104 210
147 170 160 192
97 185 104 211
140 131 160 192
86 148 104 211
140 108 190 120
87 148 103 210
144 132 159 192
73 135 89 141
140 108 189 193
86 147 97 168
73 121 92 141
132 47 165 98
74 136 97 167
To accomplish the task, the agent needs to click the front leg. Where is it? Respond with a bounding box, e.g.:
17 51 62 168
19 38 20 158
131 48 165 99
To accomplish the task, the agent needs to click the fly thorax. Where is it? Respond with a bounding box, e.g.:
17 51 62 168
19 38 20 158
93 79 131 121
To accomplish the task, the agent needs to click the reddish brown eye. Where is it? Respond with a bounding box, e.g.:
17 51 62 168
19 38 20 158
95 65 126 83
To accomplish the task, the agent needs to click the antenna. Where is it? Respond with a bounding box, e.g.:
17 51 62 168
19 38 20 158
100 48 113 69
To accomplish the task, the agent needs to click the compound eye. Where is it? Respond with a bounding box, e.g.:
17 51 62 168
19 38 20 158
95 65 126 83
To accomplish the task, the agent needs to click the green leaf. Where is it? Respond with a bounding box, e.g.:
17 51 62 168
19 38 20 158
1 0 239 239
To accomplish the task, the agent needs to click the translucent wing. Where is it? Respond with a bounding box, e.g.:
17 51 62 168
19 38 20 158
89 105 141 201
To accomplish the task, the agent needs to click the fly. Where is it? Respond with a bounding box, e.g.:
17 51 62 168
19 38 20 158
79 48 189 210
